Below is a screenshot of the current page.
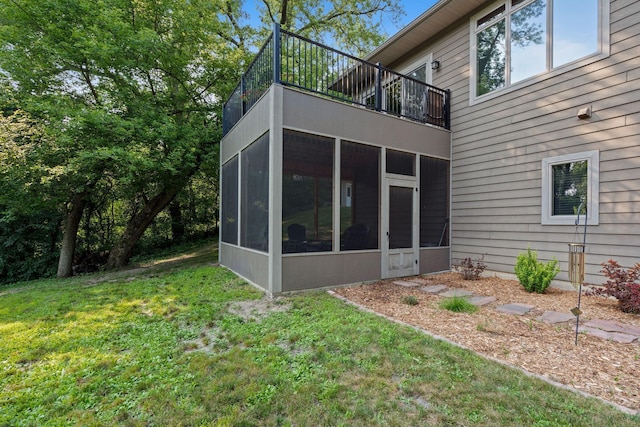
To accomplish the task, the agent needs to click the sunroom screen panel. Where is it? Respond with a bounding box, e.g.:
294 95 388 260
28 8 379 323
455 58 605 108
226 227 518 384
282 130 334 253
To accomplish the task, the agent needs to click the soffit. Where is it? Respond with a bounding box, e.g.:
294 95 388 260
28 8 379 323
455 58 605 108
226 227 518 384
366 0 488 67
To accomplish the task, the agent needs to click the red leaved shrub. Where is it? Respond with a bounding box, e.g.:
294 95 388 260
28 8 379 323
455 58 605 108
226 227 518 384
586 260 640 314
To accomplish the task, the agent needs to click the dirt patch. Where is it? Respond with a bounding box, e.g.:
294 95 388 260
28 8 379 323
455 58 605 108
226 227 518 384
182 326 225 354
333 272 640 413
228 297 292 321
182 298 293 355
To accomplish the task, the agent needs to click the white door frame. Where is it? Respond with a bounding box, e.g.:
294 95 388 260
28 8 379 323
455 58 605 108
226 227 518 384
381 176 419 279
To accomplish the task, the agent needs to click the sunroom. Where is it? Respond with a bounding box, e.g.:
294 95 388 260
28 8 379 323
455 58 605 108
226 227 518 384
220 25 452 295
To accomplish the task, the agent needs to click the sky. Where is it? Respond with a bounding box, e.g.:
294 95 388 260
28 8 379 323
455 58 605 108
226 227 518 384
392 1 440 33
241 1 440 39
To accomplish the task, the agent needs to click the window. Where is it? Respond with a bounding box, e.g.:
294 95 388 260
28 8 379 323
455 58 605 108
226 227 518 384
403 60 431 120
472 0 607 100
408 63 427 83
240 133 269 251
282 130 334 253
386 149 415 176
420 156 450 247
541 151 599 225
221 156 239 245
340 141 380 251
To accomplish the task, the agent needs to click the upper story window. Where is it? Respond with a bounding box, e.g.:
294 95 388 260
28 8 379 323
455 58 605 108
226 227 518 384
471 0 608 101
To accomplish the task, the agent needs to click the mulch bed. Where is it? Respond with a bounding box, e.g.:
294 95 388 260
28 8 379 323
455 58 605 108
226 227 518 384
333 272 640 413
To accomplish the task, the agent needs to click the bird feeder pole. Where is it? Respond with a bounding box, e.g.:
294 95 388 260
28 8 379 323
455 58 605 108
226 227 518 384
569 203 588 345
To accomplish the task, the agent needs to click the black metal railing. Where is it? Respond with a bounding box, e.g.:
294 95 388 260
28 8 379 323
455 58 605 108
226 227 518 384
223 25 450 135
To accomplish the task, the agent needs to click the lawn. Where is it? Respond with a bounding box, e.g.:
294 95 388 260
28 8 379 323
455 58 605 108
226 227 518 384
1 245 638 426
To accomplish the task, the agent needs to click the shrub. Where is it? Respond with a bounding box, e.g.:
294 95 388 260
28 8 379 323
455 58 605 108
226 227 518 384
439 296 478 313
401 295 419 306
585 260 640 314
514 247 559 294
453 255 486 280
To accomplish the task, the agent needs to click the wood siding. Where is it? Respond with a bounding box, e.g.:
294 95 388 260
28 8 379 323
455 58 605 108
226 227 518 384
391 0 640 284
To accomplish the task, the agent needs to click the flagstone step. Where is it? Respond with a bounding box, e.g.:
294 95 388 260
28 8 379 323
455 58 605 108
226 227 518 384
578 326 638 344
419 284 448 294
495 303 535 316
468 296 497 306
536 311 575 324
393 280 420 287
439 289 474 298
584 319 640 337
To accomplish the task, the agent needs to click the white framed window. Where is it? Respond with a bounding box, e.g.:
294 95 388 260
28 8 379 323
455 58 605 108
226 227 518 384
541 150 599 225
401 53 434 86
470 0 609 103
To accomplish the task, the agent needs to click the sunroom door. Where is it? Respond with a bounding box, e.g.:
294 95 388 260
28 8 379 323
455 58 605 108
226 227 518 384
382 178 418 278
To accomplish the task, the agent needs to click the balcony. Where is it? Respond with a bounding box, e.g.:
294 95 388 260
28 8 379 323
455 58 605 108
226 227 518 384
223 25 450 135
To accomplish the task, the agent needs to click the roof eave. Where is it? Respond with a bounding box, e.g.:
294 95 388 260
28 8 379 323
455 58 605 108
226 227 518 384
366 0 487 66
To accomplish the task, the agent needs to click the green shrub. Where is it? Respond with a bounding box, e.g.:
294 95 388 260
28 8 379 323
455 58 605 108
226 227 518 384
439 296 478 313
514 247 560 293
401 295 419 306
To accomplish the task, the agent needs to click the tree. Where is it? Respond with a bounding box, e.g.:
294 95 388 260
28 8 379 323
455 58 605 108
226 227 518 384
0 92 63 282
230 0 404 56
0 0 241 274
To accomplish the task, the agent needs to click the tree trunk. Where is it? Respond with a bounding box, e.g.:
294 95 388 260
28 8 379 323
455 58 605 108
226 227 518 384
57 194 85 278
169 200 185 242
106 188 179 269
280 0 290 28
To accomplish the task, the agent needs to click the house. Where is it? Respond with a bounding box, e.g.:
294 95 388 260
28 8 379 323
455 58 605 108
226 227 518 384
220 0 639 295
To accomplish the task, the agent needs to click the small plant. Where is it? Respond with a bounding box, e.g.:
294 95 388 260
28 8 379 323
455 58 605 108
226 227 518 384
585 260 640 314
514 247 559 293
453 255 486 280
521 318 535 332
476 318 492 332
439 296 478 313
401 295 419 306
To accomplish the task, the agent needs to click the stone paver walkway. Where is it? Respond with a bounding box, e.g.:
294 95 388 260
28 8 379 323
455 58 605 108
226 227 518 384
394 279 639 343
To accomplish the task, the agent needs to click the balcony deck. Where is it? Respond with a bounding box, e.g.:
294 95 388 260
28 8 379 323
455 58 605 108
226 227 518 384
223 25 450 135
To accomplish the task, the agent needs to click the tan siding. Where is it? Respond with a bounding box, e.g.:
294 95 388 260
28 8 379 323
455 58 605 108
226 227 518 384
405 0 640 284
611 1 640 33
611 0 636 13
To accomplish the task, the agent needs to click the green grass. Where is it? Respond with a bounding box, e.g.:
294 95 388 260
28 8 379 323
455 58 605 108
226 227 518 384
1 246 638 426
440 295 479 313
